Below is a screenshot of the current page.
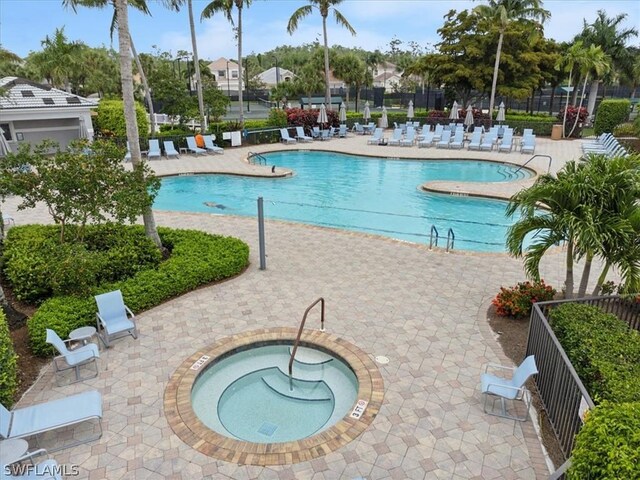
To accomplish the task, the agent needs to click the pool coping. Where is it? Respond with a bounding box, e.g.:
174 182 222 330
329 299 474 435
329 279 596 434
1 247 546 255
164 327 384 466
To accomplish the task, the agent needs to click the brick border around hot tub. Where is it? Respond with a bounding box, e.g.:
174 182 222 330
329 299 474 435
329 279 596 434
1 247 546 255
164 327 384 466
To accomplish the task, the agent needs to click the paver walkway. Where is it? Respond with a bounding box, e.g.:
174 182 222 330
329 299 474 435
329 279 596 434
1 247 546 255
6 135 592 479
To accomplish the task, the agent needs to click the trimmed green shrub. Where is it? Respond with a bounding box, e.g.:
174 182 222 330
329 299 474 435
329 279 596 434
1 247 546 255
28 227 249 356
594 99 631 136
94 99 149 138
3 225 162 304
549 303 640 403
266 109 287 127
568 401 640 480
634 114 640 137
613 122 637 137
0 310 18 407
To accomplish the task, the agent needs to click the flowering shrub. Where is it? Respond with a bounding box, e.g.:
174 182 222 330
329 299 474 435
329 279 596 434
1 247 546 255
427 110 448 119
492 280 556 318
285 107 339 131
557 106 588 137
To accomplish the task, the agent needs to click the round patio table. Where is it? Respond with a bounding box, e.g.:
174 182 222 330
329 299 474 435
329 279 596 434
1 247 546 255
69 326 98 347
0 438 29 467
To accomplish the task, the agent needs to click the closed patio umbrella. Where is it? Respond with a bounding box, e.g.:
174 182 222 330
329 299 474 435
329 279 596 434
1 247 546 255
464 106 474 129
496 101 506 124
407 100 414 120
363 101 371 122
449 101 460 120
317 103 328 126
380 106 389 129
79 117 90 141
339 102 347 123
0 127 12 157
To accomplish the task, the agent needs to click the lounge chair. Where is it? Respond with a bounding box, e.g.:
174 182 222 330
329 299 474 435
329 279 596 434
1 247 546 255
338 124 348 138
319 129 332 141
0 390 103 450
94 290 138 348
203 134 224 154
367 128 384 145
147 139 161 160
498 131 514 152
481 355 538 421
312 126 321 139
436 130 452 148
520 134 536 154
46 329 99 385
387 128 403 146
480 133 496 151
353 123 365 135
432 124 444 142
449 129 464 149
163 140 180 159
467 130 482 150
186 136 207 155
3 459 64 479
279 128 297 144
400 127 416 147
295 126 313 143
417 131 435 148
416 125 430 141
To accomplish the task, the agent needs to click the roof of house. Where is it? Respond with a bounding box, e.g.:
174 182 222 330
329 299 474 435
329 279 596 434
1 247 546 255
256 67 295 84
0 77 98 110
207 57 239 70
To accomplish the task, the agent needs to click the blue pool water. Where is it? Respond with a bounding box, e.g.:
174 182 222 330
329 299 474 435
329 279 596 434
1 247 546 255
191 345 358 443
155 151 533 252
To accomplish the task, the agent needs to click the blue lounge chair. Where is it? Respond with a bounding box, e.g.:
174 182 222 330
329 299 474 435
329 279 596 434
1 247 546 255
481 355 538 421
417 131 435 148
436 130 452 148
416 125 430 141
295 126 313 142
400 127 416 147
432 124 444 142
203 134 224 154
353 123 365 135
147 139 161 160
498 131 514 153
163 140 180 159
449 129 464 149
319 129 332 141
186 136 206 155
312 126 321 139
0 390 103 450
480 133 496 151
279 128 297 144
367 128 384 145
46 329 99 385
94 290 138 348
338 124 348 138
467 130 482 150
520 134 536 154
387 128 403 146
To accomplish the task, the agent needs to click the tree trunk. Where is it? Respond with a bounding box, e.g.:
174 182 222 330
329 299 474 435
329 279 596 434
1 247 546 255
586 79 599 123
130 36 156 136
236 3 244 127
565 240 575 299
322 14 331 106
188 0 206 132
593 262 611 296
571 78 580 104
562 71 573 138
568 74 588 138
488 30 504 128
116 0 162 248
577 252 593 297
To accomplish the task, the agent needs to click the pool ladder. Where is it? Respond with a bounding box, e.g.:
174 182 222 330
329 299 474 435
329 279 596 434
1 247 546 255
288 297 325 390
248 151 267 165
429 225 455 252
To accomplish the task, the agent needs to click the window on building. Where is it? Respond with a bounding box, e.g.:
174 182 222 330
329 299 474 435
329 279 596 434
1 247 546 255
218 70 226 78
231 70 238 79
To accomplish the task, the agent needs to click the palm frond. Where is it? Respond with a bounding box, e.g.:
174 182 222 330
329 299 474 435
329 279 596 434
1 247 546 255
332 9 355 35
287 5 313 34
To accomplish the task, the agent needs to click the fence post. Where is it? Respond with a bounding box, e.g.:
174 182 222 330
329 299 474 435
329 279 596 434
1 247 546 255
257 197 266 270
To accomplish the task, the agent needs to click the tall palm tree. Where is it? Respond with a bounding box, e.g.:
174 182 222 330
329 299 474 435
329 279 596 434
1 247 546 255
63 0 160 136
66 0 162 247
287 0 356 106
576 10 638 117
202 0 252 128
38 27 84 92
473 0 550 125
555 41 588 138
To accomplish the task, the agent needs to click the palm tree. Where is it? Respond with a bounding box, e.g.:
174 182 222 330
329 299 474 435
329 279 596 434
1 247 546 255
202 0 252 128
576 10 638 118
287 0 356 106
473 0 550 125
555 41 588 138
37 27 84 92
66 0 162 248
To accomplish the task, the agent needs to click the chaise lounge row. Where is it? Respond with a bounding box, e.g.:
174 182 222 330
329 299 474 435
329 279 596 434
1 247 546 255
124 135 223 161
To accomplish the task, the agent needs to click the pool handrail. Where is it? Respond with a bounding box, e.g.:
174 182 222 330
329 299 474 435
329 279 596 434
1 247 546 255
514 154 552 174
288 297 325 389
446 228 455 252
429 225 439 250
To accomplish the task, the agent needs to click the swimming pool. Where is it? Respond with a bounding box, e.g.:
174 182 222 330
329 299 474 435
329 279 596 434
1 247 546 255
154 151 533 252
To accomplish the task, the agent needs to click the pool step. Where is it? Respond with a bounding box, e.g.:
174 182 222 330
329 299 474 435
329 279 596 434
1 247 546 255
288 346 334 365
262 370 333 402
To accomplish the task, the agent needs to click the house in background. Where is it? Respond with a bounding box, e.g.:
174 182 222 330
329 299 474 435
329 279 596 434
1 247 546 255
255 67 295 88
207 57 239 95
372 61 402 90
0 77 97 154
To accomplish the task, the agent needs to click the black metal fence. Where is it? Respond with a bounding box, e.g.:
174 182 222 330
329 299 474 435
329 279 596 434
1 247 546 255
526 295 640 479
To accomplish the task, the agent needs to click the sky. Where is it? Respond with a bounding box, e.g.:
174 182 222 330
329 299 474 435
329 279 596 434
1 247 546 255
1 0 639 61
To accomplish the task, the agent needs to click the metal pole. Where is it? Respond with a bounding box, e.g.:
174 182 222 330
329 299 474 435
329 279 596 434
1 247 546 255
257 197 266 270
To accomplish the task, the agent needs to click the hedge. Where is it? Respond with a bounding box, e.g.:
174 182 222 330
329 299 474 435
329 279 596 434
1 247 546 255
0 310 18 407
568 401 640 480
594 99 631 136
94 99 149 139
549 303 640 403
27 227 249 356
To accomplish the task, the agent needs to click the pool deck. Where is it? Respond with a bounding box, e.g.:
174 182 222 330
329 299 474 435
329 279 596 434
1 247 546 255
4 135 592 479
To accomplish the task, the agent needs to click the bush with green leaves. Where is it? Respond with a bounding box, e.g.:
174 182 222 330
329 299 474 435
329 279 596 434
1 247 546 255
613 122 637 137
549 303 640 403
634 114 640 137
492 280 556 317
27 227 249 356
266 109 288 127
568 401 640 480
94 99 149 138
3 224 162 303
594 99 631 136
0 310 18 408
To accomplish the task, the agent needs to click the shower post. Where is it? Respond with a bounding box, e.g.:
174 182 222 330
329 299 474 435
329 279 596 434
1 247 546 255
258 197 266 270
